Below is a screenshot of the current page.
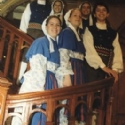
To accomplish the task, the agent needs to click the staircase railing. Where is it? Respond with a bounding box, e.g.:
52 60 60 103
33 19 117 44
0 17 33 84
0 77 114 125
0 16 114 125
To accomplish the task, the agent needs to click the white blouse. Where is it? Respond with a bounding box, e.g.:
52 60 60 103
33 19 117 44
19 3 31 33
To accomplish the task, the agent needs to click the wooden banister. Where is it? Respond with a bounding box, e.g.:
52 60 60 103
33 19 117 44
0 77 12 125
0 77 114 125
0 17 115 125
0 17 33 84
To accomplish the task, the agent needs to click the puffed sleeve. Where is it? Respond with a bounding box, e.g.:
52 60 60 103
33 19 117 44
19 38 50 93
83 28 106 69
112 33 124 73
25 37 50 62
19 3 31 33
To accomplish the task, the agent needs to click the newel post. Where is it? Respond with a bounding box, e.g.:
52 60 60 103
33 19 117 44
0 77 12 125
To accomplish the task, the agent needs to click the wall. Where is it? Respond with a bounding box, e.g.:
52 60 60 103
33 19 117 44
1 0 125 30
108 5 125 30
66 2 125 30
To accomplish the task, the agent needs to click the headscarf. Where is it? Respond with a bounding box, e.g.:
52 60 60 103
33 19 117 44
79 1 93 28
50 0 64 15
42 16 59 52
50 0 64 25
64 9 81 41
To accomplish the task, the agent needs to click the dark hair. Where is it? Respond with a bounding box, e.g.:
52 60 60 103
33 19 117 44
69 8 81 17
93 2 109 14
92 2 110 26
46 15 62 26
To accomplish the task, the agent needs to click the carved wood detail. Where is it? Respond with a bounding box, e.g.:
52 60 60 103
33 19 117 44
0 0 31 17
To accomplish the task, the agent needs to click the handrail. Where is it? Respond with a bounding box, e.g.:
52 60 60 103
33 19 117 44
0 17 33 84
8 78 114 100
0 77 12 125
0 77 114 125
0 16 115 125
0 17 32 44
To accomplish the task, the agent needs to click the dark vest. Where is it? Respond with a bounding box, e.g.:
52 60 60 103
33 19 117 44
88 24 117 67
29 1 51 24
88 25 116 49
81 18 89 33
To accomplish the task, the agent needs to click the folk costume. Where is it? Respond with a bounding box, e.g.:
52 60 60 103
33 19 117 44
11 22 60 125
20 0 51 38
17 0 51 84
57 9 86 86
56 9 86 125
83 23 124 83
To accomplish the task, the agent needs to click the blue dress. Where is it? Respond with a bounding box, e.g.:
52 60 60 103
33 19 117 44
58 27 87 123
58 27 86 85
19 36 60 125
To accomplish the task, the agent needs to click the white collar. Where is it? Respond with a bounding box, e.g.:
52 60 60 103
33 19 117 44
68 23 81 42
96 22 107 30
37 0 46 5
46 34 56 53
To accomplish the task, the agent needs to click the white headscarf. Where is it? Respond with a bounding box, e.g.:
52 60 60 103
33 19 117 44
50 0 64 15
37 0 46 5
50 0 64 25
64 9 81 41
79 1 93 28
42 16 59 53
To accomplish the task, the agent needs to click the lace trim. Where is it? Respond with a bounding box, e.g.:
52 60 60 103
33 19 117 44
70 51 84 60
47 61 59 73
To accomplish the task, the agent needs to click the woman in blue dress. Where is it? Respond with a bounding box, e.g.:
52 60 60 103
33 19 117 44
57 8 86 89
56 8 86 125
11 15 62 125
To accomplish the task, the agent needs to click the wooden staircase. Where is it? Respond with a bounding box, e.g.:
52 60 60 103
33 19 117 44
0 16 117 125
0 77 114 125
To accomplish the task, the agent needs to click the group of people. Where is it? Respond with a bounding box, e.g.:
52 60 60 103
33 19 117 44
12 0 124 125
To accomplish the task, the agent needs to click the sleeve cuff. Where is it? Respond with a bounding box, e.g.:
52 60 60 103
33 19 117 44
100 63 106 69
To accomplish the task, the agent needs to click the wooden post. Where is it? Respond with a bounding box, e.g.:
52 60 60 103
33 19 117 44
0 77 12 125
